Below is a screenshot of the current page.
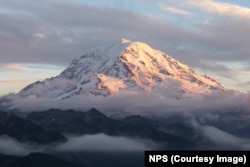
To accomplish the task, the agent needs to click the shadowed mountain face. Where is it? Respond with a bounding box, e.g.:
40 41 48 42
0 153 79 167
0 108 203 149
26 108 119 135
26 108 204 149
0 111 66 145
2 107 247 151
0 152 145 167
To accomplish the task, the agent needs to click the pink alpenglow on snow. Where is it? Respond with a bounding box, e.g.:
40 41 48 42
18 39 224 99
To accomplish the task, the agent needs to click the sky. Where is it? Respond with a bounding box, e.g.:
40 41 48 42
0 0 250 95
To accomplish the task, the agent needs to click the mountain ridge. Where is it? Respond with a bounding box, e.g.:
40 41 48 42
0 110 66 144
26 108 199 149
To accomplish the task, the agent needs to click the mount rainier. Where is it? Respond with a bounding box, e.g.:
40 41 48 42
18 39 224 99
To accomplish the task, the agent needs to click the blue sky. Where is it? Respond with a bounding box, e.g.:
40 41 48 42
0 0 250 95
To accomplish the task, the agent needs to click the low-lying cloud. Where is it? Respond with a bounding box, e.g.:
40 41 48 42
0 136 36 156
56 134 155 152
200 126 246 147
2 89 249 117
0 134 156 156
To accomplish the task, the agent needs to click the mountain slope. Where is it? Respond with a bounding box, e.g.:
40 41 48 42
26 108 202 149
0 111 66 144
19 39 224 99
26 108 119 135
0 153 79 167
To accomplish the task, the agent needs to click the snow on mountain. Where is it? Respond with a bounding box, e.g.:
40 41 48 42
18 39 224 99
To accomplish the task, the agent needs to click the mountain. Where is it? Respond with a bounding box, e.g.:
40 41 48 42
0 152 79 167
26 108 119 135
26 108 203 149
0 107 207 149
18 39 224 99
0 111 66 145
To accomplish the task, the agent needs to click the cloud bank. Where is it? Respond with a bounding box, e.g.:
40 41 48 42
0 137 31 156
0 133 155 156
3 90 249 117
56 134 154 152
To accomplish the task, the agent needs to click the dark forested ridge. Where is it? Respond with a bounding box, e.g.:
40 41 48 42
0 153 79 167
26 108 200 149
0 111 66 144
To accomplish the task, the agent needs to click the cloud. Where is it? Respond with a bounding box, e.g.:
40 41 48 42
159 3 193 17
3 63 31 71
56 134 155 152
188 0 250 19
2 89 250 119
0 79 34 96
199 63 250 93
0 0 187 66
0 133 155 156
0 136 36 156
236 81 250 92
200 126 246 147
186 116 250 149
0 79 29 84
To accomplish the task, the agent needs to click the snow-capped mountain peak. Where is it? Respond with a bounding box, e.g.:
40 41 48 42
19 39 224 98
